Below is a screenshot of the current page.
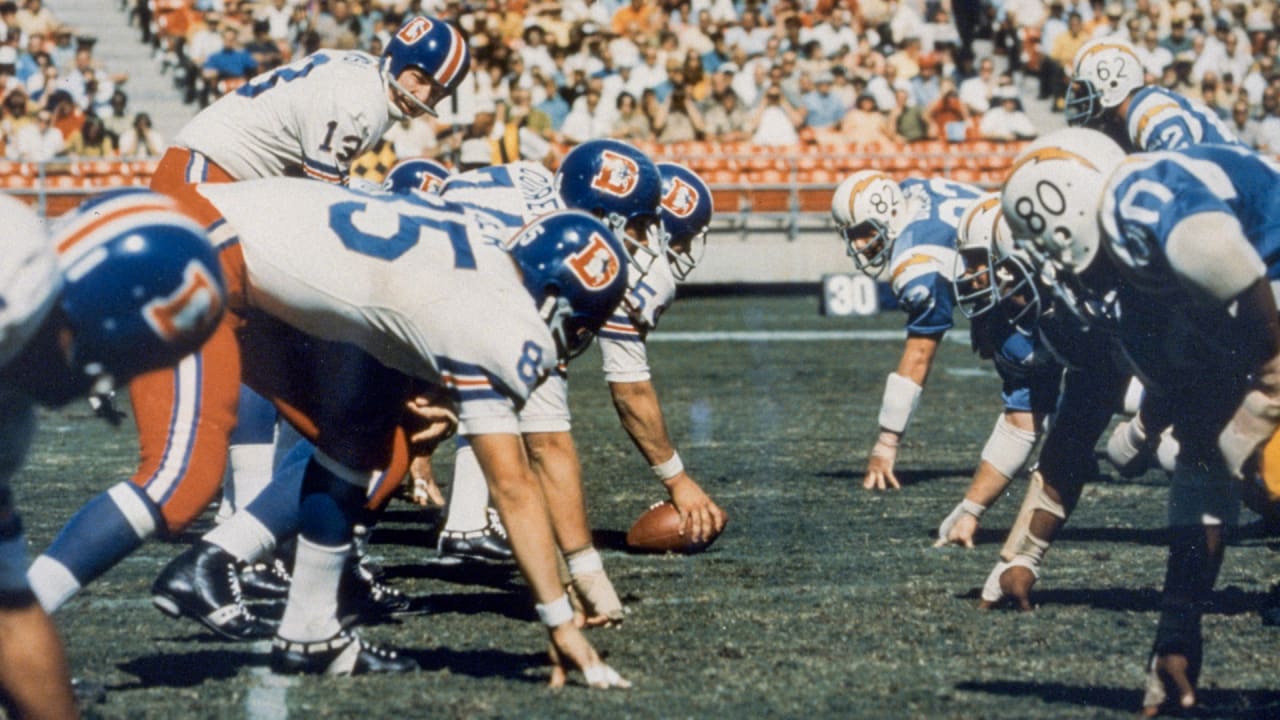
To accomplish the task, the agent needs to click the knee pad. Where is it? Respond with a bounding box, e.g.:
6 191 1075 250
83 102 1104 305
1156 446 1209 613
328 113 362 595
999 470 1065 563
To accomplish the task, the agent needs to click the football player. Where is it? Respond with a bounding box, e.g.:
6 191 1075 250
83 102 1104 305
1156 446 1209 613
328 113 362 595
204 182 630 682
0 191 225 718
1001 128 1280 716
935 195 1061 548
147 14 471 534
43 181 632 683
1066 38 1239 152
830 171 983 490
433 142 726 624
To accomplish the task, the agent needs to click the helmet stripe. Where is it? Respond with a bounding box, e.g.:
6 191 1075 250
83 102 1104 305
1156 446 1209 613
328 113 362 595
434 25 466 88
848 171 891 219
961 195 1000 242
1075 41 1138 71
1007 147 1099 179
56 202 177 256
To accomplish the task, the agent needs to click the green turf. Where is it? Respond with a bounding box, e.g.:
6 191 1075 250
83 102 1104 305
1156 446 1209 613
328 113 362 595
18 294 1280 719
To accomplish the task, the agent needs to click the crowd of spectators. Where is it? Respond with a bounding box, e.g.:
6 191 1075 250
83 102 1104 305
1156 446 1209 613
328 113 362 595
10 0 1280 167
0 0 164 162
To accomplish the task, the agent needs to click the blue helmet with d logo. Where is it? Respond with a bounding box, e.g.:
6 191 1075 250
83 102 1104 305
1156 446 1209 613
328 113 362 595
383 157 453 194
53 189 226 388
555 139 662 279
507 209 629 363
382 15 471 117
656 162 713 280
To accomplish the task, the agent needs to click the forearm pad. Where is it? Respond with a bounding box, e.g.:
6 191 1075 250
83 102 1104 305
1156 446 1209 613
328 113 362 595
877 372 922 434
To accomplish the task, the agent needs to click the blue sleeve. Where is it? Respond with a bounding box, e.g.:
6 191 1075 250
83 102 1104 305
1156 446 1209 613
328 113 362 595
899 271 955 335
1108 162 1232 269
1142 114 1197 151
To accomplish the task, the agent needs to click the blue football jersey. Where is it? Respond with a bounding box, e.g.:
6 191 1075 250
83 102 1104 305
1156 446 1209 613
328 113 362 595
1124 86 1239 152
887 178 983 335
1101 144 1280 287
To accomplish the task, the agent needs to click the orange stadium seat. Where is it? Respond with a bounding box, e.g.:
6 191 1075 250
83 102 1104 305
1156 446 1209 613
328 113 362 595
709 184 745 214
746 170 791 213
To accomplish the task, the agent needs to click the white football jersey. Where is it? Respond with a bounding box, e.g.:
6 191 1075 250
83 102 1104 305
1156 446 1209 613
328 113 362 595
439 161 563 219
0 194 60 369
597 252 677 383
175 50 398 184
441 162 677 383
197 179 557 436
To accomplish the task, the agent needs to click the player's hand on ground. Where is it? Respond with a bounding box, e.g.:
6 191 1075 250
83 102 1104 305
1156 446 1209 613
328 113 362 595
864 433 901 490
933 512 978 548
1141 653 1197 717
404 455 445 507
547 623 631 689
977 560 1036 611
665 473 726 544
863 454 900 490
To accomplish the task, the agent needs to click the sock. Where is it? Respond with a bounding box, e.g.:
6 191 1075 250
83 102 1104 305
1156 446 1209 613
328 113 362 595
444 440 490 533
276 536 347 642
218 386 279 521
204 512 277 563
28 482 160 612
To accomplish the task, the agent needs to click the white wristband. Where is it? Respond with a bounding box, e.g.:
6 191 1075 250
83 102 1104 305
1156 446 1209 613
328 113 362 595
650 451 684 481
878 372 922 434
536 594 575 628
959 499 986 518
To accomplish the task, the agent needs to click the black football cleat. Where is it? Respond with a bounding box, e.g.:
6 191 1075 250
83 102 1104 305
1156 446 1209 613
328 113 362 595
436 529 514 563
337 557 412 623
152 542 276 641
239 556 292 599
270 630 418 675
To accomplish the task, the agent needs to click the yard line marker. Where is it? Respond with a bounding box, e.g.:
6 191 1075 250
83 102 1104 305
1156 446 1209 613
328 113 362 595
649 330 970 343
245 641 293 720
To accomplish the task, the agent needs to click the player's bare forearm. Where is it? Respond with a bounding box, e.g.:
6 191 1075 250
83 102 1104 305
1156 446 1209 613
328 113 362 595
609 380 725 537
896 332 942 387
468 433 563 604
608 379 676 465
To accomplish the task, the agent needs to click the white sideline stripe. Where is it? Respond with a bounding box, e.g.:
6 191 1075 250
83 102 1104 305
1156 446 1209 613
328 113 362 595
246 641 293 720
649 330 971 343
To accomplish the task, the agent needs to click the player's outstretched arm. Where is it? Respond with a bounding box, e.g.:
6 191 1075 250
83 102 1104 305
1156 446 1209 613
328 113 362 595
608 379 726 543
469 432 629 689
864 333 940 491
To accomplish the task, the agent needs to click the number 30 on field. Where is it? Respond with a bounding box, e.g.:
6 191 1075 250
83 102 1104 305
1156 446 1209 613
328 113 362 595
821 273 881 317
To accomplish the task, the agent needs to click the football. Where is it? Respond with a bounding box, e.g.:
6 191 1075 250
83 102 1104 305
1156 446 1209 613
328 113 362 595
625 501 726 554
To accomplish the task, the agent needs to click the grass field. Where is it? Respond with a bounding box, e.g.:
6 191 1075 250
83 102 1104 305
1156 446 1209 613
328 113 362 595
18 294 1280 719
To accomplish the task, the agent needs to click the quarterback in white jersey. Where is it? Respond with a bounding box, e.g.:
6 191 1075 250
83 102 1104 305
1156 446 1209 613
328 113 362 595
194 177 631 683
175 51 397 183
152 14 470 228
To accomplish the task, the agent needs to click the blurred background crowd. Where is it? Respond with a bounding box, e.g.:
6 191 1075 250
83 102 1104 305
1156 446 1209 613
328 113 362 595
4 0 1280 165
